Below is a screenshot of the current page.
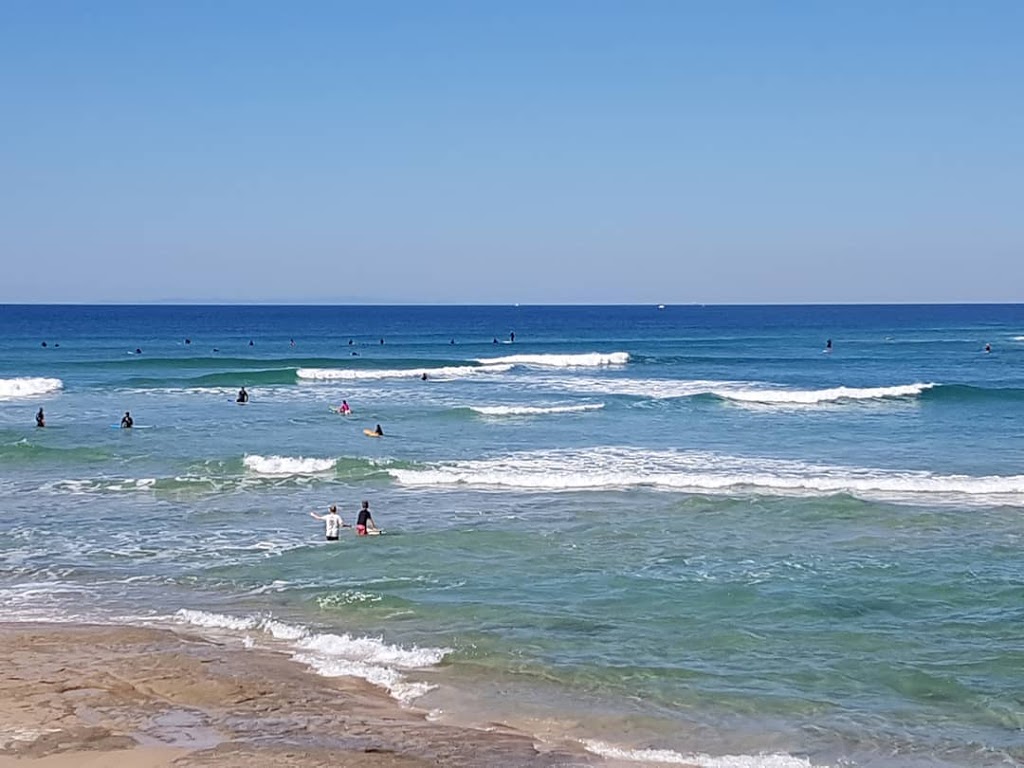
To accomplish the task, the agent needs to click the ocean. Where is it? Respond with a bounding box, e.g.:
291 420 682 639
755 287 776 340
1 303 1022 767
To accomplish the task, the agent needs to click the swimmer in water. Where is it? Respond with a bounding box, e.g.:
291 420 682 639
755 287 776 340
120 411 134 429
236 387 249 403
35 408 45 428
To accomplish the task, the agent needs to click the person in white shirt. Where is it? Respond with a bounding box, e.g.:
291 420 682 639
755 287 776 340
310 505 348 541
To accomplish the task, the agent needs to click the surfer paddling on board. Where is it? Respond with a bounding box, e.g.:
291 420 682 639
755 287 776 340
310 505 348 541
355 500 380 536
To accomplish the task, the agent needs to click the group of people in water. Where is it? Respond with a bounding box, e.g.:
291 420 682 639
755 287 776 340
310 501 380 540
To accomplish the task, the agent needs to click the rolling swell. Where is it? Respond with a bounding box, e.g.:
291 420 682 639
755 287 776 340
0 440 113 464
920 383 1024 404
124 368 299 388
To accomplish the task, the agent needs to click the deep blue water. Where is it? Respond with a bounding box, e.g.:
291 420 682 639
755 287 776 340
1 304 1023 768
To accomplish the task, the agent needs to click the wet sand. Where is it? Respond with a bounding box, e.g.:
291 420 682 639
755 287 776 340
0 623 599 767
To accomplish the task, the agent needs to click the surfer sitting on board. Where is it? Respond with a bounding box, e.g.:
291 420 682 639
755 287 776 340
120 411 133 429
310 505 348 541
356 501 379 536
236 387 249 403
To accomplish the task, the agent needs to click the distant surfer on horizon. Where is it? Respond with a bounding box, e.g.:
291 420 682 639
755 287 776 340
985 343 992 353
236 387 249 403
510 331 515 342
35 408 45 428
120 411 133 429
310 504 347 541
825 338 832 352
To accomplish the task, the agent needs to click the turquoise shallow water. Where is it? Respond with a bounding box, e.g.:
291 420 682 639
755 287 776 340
1 304 1023 767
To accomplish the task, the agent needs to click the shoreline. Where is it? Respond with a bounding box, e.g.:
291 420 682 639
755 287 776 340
0 622 602 767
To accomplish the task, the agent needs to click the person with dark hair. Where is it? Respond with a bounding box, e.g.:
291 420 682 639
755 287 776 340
355 501 379 536
120 411 133 429
35 408 45 428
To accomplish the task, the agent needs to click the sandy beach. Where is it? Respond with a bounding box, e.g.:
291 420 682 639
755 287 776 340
0 623 599 768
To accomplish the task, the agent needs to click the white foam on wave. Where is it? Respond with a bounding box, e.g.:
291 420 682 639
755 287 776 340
715 382 935 405
42 478 158 495
582 740 817 768
297 364 512 381
469 403 605 417
389 447 1024 505
0 377 63 400
547 377 934 405
173 609 448 702
475 352 629 367
243 454 336 475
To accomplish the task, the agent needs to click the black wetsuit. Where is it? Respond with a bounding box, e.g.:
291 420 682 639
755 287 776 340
357 509 372 528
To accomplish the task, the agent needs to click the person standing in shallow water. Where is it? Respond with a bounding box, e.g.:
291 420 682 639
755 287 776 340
35 408 45 428
310 505 347 541
355 501 379 536
120 411 133 429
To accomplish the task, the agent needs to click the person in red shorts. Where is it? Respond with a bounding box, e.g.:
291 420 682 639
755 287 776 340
355 500 379 536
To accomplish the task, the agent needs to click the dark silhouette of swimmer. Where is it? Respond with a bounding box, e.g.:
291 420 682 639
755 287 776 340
374 424 384 436
135 348 142 354
237 387 249 403
450 339 455 345
120 411 133 429
348 339 353 345
826 339 832 351
290 339 295 347
41 341 47 348
510 331 515 342
249 340 254 346
380 338 385 345
421 372 428 381
35 408 45 428
492 337 499 345
985 343 992 353
185 338 191 345
54 343 59 348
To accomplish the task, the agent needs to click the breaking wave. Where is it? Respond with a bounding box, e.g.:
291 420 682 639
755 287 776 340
388 447 1024 505
297 364 512 381
0 377 63 399
474 352 629 367
469 403 605 416
173 609 448 702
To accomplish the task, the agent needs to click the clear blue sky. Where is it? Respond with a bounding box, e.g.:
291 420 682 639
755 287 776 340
1 1 1021 303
